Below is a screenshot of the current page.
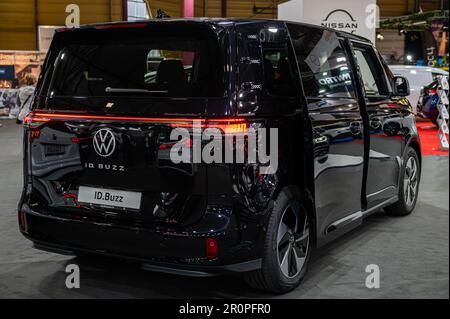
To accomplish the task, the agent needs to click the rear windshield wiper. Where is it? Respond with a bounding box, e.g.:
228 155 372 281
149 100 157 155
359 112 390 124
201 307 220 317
105 87 168 94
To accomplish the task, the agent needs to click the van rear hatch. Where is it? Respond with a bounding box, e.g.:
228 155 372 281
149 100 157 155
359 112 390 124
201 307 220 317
25 21 232 227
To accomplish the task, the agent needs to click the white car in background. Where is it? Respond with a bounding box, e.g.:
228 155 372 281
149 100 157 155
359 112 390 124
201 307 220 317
389 65 449 114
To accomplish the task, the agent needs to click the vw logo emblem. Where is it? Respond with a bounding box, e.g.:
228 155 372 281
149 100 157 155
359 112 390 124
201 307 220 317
93 128 116 157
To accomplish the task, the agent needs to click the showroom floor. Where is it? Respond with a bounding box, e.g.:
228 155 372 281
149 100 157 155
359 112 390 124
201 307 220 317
0 120 448 299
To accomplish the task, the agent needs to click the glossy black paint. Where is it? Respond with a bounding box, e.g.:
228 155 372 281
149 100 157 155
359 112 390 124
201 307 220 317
18 19 421 275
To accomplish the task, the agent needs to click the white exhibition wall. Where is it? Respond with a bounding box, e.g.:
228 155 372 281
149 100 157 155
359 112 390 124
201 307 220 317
278 0 377 43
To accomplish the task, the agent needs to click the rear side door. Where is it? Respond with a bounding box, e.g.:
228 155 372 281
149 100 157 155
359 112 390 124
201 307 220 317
349 41 405 208
287 24 365 242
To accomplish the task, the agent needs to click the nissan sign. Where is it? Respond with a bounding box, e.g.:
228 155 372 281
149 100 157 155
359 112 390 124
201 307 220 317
278 0 377 43
321 9 358 34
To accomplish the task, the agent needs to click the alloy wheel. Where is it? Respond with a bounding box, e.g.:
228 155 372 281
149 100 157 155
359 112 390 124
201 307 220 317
276 202 310 278
404 156 419 207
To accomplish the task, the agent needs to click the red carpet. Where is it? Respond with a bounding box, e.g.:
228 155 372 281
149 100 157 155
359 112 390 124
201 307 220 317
416 121 449 156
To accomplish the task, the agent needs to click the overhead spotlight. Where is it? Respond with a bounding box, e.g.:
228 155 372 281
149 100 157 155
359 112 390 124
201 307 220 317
398 24 407 35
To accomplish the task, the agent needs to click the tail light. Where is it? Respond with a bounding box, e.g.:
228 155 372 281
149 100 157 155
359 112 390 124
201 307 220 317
31 131 41 139
206 238 218 260
427 88 437 95
23 112 51 129
23 112 249 134
18 211 28 233
170 119 249 134
203 120 249 134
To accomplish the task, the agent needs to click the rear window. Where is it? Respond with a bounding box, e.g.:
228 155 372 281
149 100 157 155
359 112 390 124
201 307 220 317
39 24 226 105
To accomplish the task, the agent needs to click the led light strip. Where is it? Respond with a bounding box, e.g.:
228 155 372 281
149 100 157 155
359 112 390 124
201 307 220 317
24 112 249 133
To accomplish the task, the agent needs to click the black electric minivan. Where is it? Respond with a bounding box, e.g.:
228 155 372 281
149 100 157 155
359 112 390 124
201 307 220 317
19 19 421 293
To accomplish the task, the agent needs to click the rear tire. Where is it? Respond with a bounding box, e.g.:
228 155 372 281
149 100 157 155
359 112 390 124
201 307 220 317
385 147 420 216
244 186 312 293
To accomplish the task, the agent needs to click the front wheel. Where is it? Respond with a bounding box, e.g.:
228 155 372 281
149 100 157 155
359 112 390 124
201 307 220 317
244 186 312 293
385 147 420 216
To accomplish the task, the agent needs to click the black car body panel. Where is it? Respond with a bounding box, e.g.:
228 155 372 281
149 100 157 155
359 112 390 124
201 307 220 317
18 19 421 275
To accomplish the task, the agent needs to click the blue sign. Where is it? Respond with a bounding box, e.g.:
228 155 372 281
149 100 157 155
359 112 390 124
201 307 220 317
0 65 15 80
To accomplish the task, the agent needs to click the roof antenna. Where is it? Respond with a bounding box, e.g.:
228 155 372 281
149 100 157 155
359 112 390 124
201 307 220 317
156 9 170 19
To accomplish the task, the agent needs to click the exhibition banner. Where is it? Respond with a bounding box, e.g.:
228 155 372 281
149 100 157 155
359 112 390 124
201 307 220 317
278 0 377 43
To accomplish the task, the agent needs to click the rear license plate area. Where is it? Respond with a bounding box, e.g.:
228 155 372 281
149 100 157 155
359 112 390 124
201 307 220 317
78 186 142 210
44 144 65 156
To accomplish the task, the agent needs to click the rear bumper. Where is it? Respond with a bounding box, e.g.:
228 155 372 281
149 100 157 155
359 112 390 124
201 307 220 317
19 205 263 275
31 240 261 277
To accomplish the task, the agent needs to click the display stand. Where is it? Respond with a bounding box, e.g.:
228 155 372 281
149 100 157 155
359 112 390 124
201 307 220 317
436 75 449 151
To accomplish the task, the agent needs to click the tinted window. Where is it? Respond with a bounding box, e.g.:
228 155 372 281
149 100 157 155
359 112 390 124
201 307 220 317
353 44 389 96
287 24 355 98
378 52 394 90
49 41 217 98
263 48 296 96
354 50 380 95
42 26 225 100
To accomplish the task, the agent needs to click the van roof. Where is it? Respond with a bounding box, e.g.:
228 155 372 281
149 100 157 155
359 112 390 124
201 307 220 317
56 18 372 44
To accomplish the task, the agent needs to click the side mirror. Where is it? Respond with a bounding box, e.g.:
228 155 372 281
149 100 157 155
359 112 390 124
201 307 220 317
392 76 410 96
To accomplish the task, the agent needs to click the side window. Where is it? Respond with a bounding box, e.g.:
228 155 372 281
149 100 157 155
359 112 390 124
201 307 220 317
354 50 380 95
352 44 390 97
378 52 394 88
287 24 355 99
262 48 296 96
